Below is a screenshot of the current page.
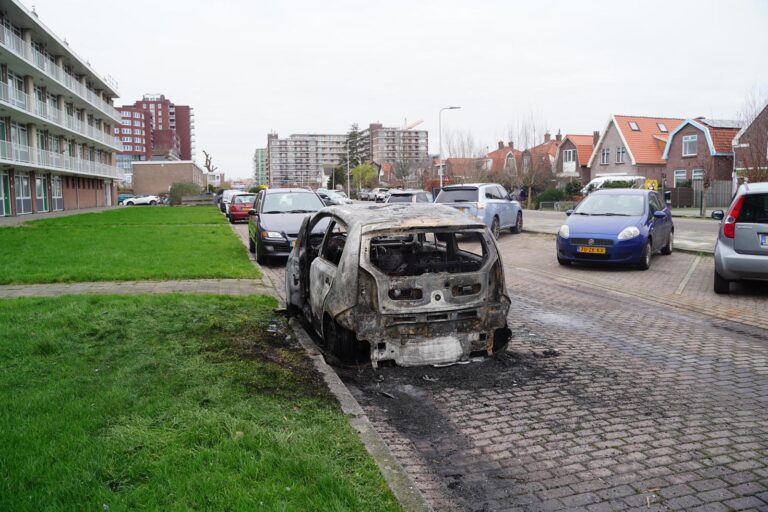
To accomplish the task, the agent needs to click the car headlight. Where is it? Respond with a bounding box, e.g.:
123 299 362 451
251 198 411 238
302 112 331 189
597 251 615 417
617 227 640 240
261 231 283 239
558 224 570 239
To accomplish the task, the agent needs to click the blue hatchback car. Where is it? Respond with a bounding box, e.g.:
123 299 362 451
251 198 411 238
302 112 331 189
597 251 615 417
556 189 673 270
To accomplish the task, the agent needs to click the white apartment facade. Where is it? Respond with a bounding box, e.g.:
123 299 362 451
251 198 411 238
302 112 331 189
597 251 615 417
0 0 121 216
266 132 346 187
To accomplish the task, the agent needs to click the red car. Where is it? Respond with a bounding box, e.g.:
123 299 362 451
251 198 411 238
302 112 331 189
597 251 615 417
228 194 257 223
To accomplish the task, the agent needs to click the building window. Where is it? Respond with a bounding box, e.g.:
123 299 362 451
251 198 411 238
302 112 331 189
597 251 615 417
133 112 141 118
692 169 705 181
563 149 575 163
124 145 133 151
121 111 131 117
52 175 63 211
35 176 49 212
682 135 697 156
133 121 141 127
14 174 32 214
657 123 668 133
616 146 626 164
600 148 610 165
629 121 640 131
0 173 9 217
674 169 687 187
122 128 131 134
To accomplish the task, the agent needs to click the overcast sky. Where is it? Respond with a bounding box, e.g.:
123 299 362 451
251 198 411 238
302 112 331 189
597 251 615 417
29 0 768 179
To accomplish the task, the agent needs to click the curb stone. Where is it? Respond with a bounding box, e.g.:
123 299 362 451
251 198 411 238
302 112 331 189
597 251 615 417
289 318 432 512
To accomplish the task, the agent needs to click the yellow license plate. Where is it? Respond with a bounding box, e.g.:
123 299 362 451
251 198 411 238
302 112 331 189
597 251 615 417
578 246 606 254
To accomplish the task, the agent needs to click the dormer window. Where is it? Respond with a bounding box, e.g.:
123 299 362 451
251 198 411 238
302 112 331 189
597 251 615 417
657 123 668 133
629 121 640 131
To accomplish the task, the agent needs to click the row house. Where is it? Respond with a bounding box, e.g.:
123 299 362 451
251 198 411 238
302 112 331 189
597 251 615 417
486 141 521 180
522 132 561 175
554 133 598 184
0 0 121 217
733 101 768 180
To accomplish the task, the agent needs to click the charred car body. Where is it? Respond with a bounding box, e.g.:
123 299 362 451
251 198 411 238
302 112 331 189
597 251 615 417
286 203 511 367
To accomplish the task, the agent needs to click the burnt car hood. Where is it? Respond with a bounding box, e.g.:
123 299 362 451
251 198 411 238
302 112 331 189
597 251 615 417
260 213 316 236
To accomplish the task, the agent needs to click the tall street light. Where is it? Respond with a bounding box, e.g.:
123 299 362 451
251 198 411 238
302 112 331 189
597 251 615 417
438 106 461 188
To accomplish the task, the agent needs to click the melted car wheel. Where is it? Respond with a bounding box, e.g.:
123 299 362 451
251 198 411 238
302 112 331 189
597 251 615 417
324 318 356 361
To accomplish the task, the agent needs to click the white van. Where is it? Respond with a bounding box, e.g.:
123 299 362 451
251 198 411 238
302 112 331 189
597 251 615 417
581 175 645 195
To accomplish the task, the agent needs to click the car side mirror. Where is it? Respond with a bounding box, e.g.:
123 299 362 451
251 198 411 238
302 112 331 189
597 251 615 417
248 210 257 216
565 209 574 216
711 210 725 221
653 211 666 219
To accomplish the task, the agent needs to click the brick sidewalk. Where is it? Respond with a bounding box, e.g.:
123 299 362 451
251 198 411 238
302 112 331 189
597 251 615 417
0 278 270 298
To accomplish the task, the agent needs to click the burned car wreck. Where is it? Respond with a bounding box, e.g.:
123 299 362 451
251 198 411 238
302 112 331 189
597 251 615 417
285 203 512 367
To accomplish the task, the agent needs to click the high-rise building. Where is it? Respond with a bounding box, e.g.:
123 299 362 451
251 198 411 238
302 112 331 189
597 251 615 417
359 123 429 166
0 0 122 217
116 94 195 163
253 148 267 186
266 133 346 187
115 106 152 185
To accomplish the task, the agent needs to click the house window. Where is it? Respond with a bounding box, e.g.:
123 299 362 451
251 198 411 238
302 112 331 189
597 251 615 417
674 169 687 187
629 121 640 131
692 169 705 181
563 149 576 163
600 148 610 165
657 123 668 133
616 147 626 164
682 135 697 156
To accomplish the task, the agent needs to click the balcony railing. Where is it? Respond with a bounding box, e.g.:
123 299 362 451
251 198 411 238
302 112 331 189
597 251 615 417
0 140 119 178
0 25 121 121
0 82 121 150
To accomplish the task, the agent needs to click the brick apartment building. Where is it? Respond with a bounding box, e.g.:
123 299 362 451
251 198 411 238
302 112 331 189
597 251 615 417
0 0 121 217
132 161 206 196
115 106 152 184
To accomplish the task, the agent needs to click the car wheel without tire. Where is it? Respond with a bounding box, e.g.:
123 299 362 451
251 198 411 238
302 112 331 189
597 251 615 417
661 231 673 255
557 257 571 266
511 212 523 234
713 270 730 294
324 317 355 360
637 240 652 270
491 217 500 239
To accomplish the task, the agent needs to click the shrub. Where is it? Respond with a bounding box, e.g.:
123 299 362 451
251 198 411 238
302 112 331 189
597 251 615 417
602 180 636 189
169 182 202 205
564 180 582 196
535 188 565 208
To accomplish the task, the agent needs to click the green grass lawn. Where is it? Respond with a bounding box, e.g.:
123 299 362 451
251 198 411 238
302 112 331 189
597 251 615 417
0 295 400 512
0 207 259 284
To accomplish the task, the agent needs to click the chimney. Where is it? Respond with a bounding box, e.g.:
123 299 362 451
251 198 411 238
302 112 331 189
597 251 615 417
508 141 514 150
556 130 562 142
498 141 504 150
593 130 600 146
544 132 551 143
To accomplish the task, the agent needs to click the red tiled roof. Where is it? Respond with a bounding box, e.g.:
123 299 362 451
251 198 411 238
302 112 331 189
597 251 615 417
614 115 684 165
563 134 594 166
706 126 740 153
486 147 521 172
528 139 560 159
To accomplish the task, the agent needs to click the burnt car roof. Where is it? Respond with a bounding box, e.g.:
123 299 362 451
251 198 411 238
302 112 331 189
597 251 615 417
318 203 487 231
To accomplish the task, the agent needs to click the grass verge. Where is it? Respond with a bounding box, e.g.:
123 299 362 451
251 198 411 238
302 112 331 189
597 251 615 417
0 294 400 511
0 207 259 284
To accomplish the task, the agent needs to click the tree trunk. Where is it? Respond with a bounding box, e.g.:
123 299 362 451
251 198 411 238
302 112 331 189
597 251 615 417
527 186 532 209
701 186 708 217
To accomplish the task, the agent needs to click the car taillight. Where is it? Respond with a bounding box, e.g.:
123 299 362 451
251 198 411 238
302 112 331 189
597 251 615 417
358 269 379 311
723 195 745 239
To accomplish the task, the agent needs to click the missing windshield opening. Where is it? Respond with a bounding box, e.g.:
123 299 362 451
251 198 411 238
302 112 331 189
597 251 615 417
369 231 487 276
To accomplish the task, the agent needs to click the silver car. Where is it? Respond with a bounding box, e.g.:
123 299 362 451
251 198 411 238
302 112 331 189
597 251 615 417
712 182 768 294
285 204 512 367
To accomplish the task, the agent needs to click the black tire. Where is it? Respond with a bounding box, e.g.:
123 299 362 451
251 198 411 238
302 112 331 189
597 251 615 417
255 240 267 264
713 270 730 294
637 240 652 270
126 201 134 206
248 237 256 254
150 200 157 205
228 215 235 224
491 217 501 239
557 257 571 266
661 231 673 255
324 317 355 360
511 212 523 234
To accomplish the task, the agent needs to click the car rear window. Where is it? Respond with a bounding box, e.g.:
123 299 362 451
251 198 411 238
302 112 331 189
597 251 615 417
435 188 479 203
388 194 414 203
233 195 256 204
737 193 768 223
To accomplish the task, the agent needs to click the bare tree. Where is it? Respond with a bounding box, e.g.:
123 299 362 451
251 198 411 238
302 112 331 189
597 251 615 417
444 129 485 158
202 150 218 174
505 112 553 208
735 88 768 183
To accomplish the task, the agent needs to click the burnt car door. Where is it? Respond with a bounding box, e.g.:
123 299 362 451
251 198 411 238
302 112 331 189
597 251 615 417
286 215 311 311
309 218 348 331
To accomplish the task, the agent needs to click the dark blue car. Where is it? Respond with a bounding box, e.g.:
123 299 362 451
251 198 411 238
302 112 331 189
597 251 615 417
556 189 673 270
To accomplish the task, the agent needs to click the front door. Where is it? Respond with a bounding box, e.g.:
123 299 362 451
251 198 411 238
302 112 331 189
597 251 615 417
104 180 112 206
0 173 9 216
35 175 49 212
14 174 31 214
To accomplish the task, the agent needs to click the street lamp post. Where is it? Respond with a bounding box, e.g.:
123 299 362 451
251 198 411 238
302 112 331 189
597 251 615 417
438 106 461 188
346 142 351 198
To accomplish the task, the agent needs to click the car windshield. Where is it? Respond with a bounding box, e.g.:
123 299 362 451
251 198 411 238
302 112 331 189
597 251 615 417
262 192 324 213
388 194 414 203
574 194 645 216
233 195 256 204
436 188 479 203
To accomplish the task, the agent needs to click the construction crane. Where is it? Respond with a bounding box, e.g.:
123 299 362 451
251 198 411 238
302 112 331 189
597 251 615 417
400 118 424 131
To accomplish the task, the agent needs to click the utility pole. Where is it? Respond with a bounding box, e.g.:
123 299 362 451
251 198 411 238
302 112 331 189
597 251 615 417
346 142 351 198
438 106 461 188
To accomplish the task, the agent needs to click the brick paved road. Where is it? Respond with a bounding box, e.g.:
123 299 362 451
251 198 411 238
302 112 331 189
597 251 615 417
236 223 768 511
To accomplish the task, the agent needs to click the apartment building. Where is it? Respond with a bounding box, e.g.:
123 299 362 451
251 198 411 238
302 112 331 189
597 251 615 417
266 132 346 187
0 0 121 217
358 123 429 166
253 147 267 186
115 106 152 185
119 94 195 161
